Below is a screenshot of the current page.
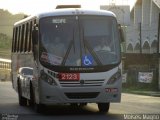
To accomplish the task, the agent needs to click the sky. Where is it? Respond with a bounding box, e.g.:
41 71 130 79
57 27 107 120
0 0 136 15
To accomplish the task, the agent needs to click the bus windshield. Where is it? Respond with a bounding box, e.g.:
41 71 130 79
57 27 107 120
39 15 120 68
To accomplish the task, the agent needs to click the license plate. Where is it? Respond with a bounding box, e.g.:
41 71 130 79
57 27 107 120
59 73 80 81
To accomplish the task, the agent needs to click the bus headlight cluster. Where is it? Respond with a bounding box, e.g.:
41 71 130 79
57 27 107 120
40 70 57 85
107 70 121 84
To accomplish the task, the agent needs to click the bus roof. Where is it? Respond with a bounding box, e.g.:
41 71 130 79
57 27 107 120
14 9 116 26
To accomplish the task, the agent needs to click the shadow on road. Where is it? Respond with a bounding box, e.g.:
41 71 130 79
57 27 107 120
40 105 97 114
16 105 123 120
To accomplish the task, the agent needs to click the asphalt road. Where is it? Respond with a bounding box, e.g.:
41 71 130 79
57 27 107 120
0 82 160 120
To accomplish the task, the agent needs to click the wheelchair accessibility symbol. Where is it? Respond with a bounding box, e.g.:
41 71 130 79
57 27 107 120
82 55 93 66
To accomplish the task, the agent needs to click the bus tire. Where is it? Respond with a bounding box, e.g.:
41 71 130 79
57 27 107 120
34 103 44 113
17 80 27 106
29 83 44 113
97 103 110 113
29 83 34 107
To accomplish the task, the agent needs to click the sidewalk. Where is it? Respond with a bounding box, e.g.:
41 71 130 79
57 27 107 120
123 90 160 97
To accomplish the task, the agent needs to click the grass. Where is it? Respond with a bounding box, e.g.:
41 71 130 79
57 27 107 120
0 69 11 81
122 86 160 97
0 48 11 59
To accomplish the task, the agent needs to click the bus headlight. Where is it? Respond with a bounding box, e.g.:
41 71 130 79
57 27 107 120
40 70 57 85
107 70 121 84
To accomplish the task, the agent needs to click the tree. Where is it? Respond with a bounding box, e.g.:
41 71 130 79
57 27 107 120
0 33 11 50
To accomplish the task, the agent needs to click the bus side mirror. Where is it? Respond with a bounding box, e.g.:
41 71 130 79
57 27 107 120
32 29 38 45
118 24 125 43
32 29 38 61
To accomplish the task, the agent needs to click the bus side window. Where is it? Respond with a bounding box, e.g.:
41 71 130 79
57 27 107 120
23 24 26 52
20 24 25 52
28 21 32 52
27 22 30 52
24 23 28 52
15 27 18 52
13 27 17 52
12 28 15 52
17 26 21 52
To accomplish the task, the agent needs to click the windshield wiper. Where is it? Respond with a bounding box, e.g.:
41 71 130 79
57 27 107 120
61 29 75 65
61 40 73 65
82 28 102 65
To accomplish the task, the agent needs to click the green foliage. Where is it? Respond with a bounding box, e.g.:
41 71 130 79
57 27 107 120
0 33 11 50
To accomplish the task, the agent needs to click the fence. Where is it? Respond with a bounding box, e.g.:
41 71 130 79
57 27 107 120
122 68 159 90
0 58 11 70
0 58 11 81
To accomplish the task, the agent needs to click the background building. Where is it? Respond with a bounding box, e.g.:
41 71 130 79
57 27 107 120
124 0 160 90
101 0 160 90
126 0 159 54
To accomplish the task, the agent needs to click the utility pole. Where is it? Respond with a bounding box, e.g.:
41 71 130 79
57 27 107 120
157 13 160 54
157 13 160 90
139 22 142 53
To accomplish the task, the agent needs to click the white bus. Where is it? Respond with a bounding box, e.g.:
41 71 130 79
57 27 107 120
11 7 123 113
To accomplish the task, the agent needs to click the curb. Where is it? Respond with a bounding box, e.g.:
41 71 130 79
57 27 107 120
123 91 160 97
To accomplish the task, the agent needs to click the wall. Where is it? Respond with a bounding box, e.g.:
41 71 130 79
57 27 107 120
126 0 160 53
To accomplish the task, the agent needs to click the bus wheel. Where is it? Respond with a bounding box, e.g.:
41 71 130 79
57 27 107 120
97 103 110 113
34 103 44 113
29 83 34 107
29 84 44 113
17 81 27 106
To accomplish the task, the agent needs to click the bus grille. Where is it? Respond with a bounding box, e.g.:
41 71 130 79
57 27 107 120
65 92 99 99
59 79 105 87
